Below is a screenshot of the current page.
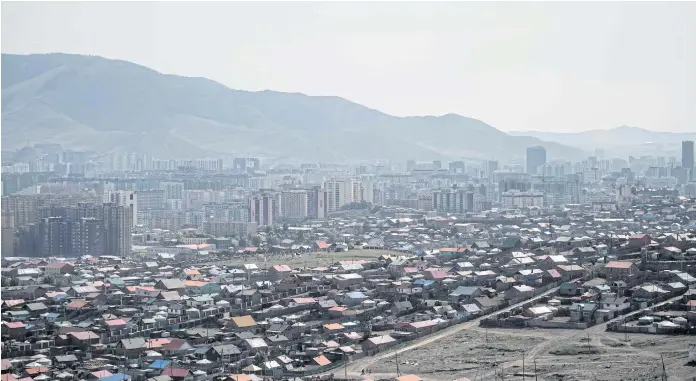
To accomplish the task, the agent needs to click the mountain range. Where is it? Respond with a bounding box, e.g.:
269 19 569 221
509 127 696 158
1 53 586 163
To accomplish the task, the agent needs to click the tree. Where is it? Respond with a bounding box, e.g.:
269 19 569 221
264 226 273 234
282 223 289 232
238 236 248 247
251 235 262 247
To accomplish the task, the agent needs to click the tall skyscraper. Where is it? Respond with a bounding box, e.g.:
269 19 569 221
526 146 547 175
682 140 694 180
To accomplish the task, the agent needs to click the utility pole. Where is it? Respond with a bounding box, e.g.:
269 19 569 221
660 354 667 381
624 318 628 342
522 351 525 381
533 357 538 381
485 326 489 349
395 349 401 377
586 332 591 354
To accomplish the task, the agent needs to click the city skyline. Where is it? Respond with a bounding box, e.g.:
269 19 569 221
3 2 695 133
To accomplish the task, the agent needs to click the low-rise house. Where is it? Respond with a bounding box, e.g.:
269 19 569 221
116 337 147 358
556 265 585 281
449 286 483 303
154 279 186 294
538 255 569 270
602 261 640 281
243 338 268 353
628 234 651 249
227 315 257 331
362 335 397 352
632 284 669 301
460 303 482 318
334 273 364 288
393 300 413 313
504 285 535 301
542 269 562 284
43 262 75 275
343 291 368 306
600 296 631 311
524 306 553 319
569 302 598 322
238 289 262 305
269 265 292 280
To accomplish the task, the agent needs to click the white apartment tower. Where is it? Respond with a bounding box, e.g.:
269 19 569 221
324 179 353 213
352 179 374 204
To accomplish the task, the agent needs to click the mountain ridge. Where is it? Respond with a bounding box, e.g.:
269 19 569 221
1 53 586 162
508 126 696 158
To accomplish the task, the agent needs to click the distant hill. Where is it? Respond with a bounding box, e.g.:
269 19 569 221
509 126 696 158
2 53 586 162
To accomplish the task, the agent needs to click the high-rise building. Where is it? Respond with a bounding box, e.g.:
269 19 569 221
233 158 260 172
160 182 185 201
249 193 276 226
203 201 249 223
324 179 353 213
1 214 16 256
23 203 132 258
432 188 472 214
136 190 166 210
102 202 133 257
526 146 547 175
71 217 105 257
351 179 374 204
104 190 137 228
449 161 466 174
281 190 309 219
307 186 327 219
682 140 694 180
501 190 544 209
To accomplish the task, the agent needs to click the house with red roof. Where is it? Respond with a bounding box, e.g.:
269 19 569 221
43 262 75 275
161 367 190 381
269 264 292 280
4 321 26 339
314 240 329 252
601 261 640 280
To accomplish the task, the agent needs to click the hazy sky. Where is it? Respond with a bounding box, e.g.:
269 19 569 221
2 1 695 133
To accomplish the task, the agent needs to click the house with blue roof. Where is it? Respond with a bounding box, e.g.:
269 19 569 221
413 279 435 289
148 359 171 369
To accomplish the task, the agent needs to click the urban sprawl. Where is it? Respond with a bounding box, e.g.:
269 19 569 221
2 143 696 381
